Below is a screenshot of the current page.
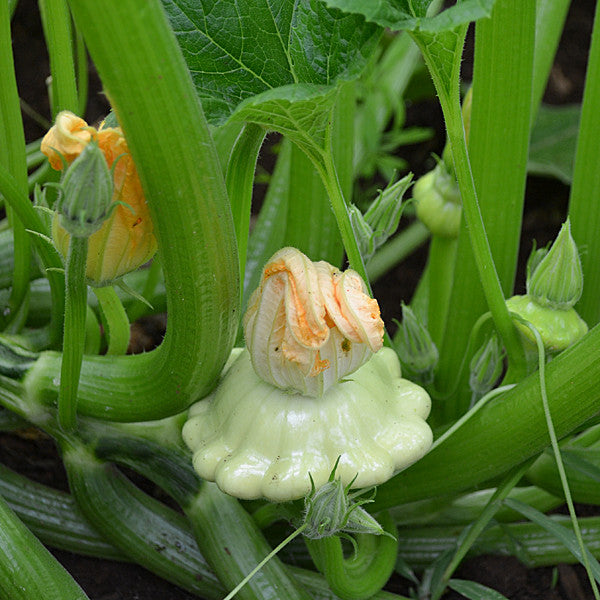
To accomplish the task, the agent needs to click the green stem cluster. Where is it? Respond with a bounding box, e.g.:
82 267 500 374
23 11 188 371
20 0 240 422
427 0 535 417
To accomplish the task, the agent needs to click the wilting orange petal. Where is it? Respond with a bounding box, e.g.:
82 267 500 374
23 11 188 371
244 247 384 397
41 111 93 170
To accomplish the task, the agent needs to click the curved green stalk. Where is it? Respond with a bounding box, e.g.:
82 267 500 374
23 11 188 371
0 447 403 599
9 0 19 18
305 512 398 600
0 0 31 333
533 0 571 112
92 286 130 355
244 138 291 308
226 123 266 290
84 304 100 354
0 462 121 560
125 258 162 322
372 323 600 510
38 0 79 114
441 70 526 374
23 0 239 421
61 441 225 598
59 235 88 431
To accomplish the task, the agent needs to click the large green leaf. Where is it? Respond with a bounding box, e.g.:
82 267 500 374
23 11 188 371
320 0 495 32
161 0 379 124
529 104 580 184
229 84 337 158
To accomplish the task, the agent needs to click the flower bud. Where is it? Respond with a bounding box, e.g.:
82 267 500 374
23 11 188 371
414 162 461 238
41 111 92 170
243 248 384 397
43 114 158 286
469 335 504 399
57 141 113 238
350 174 412 262
395 303 438 385
527 219 583 309
303 466 385 540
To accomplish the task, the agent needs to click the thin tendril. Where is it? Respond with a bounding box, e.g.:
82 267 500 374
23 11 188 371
222 523 308 600
513 314 600 600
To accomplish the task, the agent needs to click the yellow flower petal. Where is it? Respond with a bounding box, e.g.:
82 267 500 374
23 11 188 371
41 111 93 170
46 114 157 285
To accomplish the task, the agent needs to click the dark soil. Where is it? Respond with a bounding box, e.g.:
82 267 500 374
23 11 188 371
6 0 598 599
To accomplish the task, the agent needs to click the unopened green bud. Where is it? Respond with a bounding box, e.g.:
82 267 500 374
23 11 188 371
365 174 412 241
350 174 412 261
414 162 461 238
304 476 349 539
506 294 588 353
469 335 504 399
58 140 113 238
303 462 385 540
527 219 583 309
395 303 438 384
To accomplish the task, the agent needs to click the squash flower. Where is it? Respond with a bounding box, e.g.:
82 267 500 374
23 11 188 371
41 111 157 286
243 247 384 396
183 248 433 502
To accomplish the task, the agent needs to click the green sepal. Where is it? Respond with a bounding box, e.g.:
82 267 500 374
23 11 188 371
527 219 583 309
55 140 113 238
350 173 412 261
394 303 438 384
303 459 389 540
469 334 504 398
101 110 120 128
